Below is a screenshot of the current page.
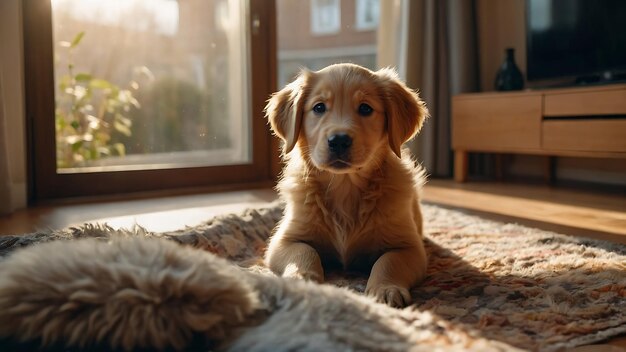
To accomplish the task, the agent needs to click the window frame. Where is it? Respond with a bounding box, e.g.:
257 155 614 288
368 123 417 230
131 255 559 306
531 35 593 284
23 0 278 201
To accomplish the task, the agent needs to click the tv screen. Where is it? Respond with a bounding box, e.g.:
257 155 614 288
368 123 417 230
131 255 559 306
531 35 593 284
526 0 626 82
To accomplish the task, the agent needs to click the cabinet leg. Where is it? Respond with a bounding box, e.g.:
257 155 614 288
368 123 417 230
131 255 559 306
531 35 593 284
494 154 508 181
543 156 556 185
494 154 502 181
454 151 468 183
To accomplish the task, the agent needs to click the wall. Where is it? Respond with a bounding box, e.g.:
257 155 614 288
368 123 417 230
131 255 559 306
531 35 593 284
476 0 526 92
475 0 625 187
0 0 28 212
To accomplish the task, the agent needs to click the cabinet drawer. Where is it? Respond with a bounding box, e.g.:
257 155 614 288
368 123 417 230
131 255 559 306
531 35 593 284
452 94 542 150
543 119 626 152
544 89 626 117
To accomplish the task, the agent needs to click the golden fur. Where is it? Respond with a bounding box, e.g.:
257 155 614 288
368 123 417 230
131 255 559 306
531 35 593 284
264 63 429 307
0 237 259 350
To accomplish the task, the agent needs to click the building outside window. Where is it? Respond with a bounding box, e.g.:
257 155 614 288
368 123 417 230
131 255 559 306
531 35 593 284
278 0 379 87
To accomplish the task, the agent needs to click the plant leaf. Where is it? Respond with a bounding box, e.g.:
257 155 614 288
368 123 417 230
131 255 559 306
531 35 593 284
113 143 126 156
71 141 83 152
75 73 92 82
95 132 111 143
89 147 98 160
116 114 132 127
114 121 132 137
90 79 112 90
70 31 85 49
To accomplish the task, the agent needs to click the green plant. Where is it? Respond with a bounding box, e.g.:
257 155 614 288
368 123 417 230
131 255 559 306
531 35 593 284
55 31 144 169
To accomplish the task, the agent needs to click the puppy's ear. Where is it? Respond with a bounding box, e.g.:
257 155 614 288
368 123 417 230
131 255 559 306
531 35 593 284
264 70 311 154
376 68 428 158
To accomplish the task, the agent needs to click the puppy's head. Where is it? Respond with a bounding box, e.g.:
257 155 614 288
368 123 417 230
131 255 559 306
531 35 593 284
265 63 427 173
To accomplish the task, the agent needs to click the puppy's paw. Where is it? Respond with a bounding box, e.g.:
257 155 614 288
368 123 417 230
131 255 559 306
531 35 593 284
282 264 324 283
365 284 411 308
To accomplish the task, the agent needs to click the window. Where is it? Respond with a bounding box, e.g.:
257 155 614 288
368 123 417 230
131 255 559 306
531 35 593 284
24 0 277 200
355 0 379 31
51 0 251 173
310 0 341 35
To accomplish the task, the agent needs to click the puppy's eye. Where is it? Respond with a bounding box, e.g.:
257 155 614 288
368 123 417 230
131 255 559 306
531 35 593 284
358 103 373 117
312 103 326 115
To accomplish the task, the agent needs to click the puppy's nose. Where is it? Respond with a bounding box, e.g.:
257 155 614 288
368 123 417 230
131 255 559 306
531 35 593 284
328 134 352 154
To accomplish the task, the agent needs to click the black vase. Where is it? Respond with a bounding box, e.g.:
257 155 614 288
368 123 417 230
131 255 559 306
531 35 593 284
494 48 524 91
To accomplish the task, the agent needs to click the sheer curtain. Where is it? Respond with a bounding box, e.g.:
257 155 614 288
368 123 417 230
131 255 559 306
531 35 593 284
377 0 479 177
0 69 10 215
0 0 28 215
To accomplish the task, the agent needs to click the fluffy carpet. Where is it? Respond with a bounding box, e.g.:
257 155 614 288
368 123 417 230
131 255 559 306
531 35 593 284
0 202 624 351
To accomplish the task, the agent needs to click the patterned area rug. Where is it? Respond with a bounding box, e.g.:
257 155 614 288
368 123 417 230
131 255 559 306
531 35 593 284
0 202 624 351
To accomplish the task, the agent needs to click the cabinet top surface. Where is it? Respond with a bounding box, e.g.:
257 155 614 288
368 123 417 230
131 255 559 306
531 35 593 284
455 83 626 100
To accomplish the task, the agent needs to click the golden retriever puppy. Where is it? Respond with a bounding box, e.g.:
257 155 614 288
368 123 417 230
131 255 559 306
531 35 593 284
264 63 428 307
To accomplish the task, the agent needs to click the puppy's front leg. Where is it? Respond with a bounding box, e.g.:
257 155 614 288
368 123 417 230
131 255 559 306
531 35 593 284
266 240 324 283
365 246 427 307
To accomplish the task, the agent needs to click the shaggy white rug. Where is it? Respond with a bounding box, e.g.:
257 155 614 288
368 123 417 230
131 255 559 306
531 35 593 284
0 202 624 351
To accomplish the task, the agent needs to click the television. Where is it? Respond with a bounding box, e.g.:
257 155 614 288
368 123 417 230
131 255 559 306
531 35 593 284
526 0 626 85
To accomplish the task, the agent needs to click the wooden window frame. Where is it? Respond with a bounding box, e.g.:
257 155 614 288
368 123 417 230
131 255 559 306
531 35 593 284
23 0 279 202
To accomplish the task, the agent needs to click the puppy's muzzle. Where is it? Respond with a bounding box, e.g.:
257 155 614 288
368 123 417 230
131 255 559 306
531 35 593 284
328 134 352 154
327 133 352 168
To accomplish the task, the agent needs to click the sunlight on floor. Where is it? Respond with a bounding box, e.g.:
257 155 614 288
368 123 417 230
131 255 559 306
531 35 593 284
0 189 278 235
80 202 271 232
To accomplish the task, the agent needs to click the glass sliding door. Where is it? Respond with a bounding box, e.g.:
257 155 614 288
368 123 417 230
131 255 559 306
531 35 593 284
51 0 251 172
25 0 275 200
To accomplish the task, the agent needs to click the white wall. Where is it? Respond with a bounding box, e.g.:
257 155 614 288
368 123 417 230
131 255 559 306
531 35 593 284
0 0 28 212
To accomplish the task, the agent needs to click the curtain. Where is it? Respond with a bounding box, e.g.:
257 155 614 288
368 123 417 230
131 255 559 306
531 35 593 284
0 0 28 215
378 0 479 177
0 67 11 215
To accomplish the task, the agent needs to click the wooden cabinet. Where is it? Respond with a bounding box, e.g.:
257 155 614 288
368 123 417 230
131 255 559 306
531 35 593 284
452 84 626 182
543 87 626 117
452 93 542 151
542 120 626 153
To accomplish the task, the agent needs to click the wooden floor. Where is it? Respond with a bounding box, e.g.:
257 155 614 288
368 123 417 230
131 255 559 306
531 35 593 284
0 180 624 348
0 188 279 235
1 180 624 244
423 179 626 245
